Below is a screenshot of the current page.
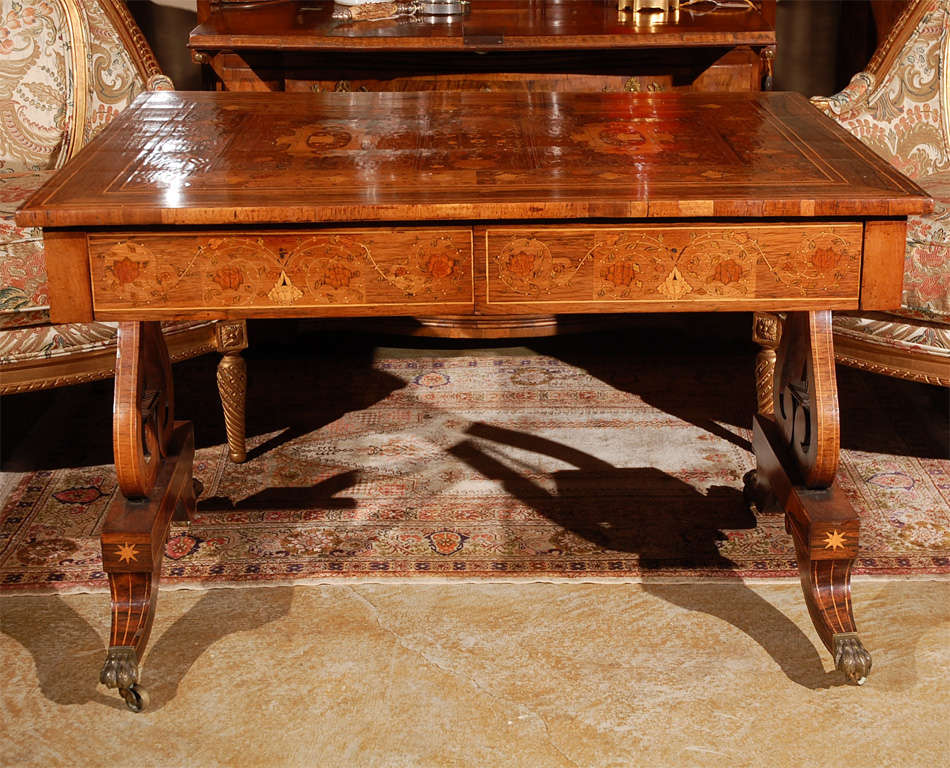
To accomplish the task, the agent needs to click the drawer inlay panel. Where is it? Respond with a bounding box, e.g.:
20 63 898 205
484 224 863 308
89 229 475 315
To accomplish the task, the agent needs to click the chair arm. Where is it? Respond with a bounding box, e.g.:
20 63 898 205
147 75 175 92
810 72 875 119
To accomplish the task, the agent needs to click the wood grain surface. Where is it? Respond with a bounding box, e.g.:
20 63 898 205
16 90 932 229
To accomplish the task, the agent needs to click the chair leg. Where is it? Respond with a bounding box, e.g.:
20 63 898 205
215 321 249 463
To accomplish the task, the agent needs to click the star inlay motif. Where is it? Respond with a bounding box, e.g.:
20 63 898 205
116 542 139 564
823 530 846 551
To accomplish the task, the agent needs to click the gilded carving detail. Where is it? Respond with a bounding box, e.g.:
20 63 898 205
753 312 782 347
755 348 777 416
217 351 247 463
215 320 247 353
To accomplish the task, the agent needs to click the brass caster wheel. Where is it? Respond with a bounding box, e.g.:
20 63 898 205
120 684 149 713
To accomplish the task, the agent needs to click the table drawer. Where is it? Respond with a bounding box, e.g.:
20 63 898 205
89 229 474 317
480 224 864 312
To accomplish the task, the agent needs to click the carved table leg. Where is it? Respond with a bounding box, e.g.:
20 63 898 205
751 311 871 684
752 312 783 418
101 322 195 711
215 320 248 463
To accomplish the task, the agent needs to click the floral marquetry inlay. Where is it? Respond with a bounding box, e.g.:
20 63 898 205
89 229 474 314
487 224 863 307
765 231 860 296
597 230 759 301
382 235 466 297
495 237 590 297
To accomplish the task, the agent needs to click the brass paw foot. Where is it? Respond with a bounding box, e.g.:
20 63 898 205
833 632 872 685
100 646 149 711
100 646 138 690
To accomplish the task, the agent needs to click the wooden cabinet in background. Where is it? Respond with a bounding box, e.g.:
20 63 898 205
190 0 776 95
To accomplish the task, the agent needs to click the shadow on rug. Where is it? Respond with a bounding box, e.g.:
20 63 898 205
2 325 948 592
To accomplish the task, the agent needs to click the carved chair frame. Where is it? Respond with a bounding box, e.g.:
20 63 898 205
0 0 248 462
759 0 949 389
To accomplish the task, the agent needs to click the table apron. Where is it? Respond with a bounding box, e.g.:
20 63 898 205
47 220 892 322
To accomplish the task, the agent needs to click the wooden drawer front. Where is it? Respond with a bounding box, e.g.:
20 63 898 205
482 224 863 312
89 229 474 317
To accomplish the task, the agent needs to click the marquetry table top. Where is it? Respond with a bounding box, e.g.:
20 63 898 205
189 0 776 52
18 90 931 228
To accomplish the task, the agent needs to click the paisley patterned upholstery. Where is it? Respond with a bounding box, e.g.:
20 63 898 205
0 0 227 382
814 0 950 381
903 171 950 320
819 3 949 180
0 0 153 370
0 0 73 173
0 171 53 331
80 0 149 143
833 312 950 356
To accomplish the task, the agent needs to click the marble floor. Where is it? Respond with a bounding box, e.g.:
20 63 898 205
1 580 948 768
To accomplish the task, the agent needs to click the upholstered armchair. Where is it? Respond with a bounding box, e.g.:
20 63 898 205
755 0 949 397
0 0 248 462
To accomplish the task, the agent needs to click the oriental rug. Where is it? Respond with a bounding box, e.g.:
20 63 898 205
2 336 948 592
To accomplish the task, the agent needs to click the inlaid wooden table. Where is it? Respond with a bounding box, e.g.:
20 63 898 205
18 90 931 711
192 0 778 338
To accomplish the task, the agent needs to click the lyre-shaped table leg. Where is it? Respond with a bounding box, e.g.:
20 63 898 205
752 310 871 684
100 322 195 711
